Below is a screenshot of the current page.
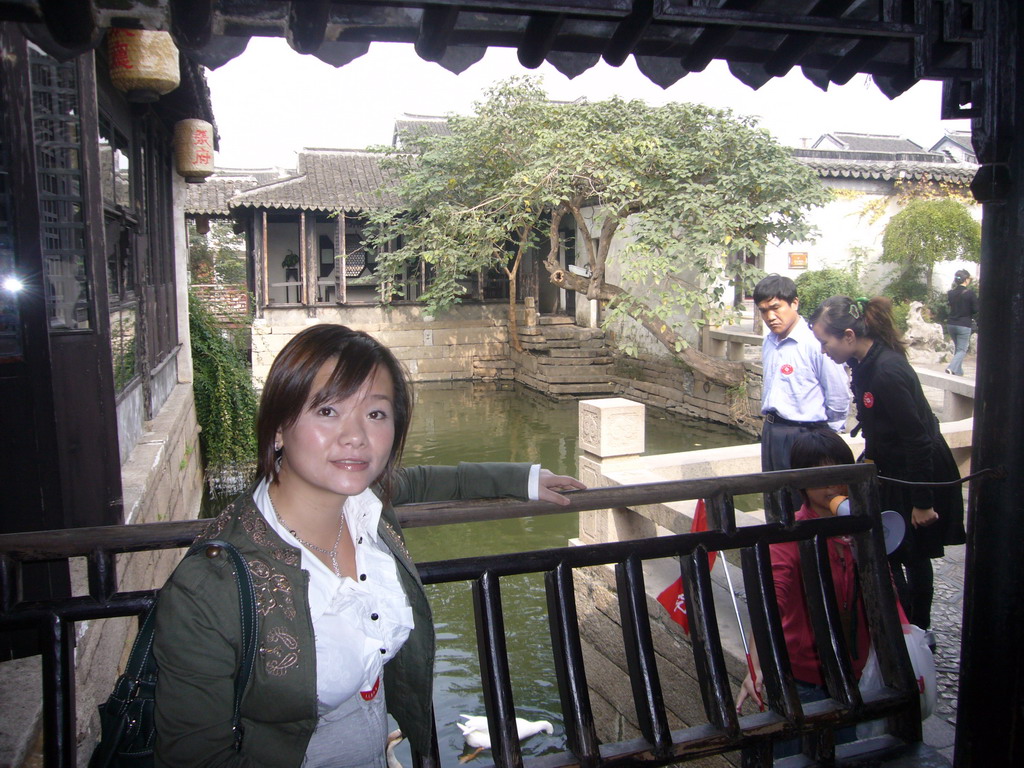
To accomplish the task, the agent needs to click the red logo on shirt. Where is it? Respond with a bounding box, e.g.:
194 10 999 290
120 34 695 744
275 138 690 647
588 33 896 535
863 392 875 408
780 364 794 375
360 676 380 701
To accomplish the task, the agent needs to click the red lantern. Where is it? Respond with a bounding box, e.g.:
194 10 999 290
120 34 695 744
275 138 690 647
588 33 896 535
108 28 180 103
174 119 215 183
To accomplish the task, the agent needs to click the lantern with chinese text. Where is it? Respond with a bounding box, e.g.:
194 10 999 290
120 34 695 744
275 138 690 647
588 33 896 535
107 28 180 103
174 119 215 183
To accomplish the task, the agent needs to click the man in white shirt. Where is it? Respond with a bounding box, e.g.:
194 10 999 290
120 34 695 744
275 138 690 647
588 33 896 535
754 275 851 515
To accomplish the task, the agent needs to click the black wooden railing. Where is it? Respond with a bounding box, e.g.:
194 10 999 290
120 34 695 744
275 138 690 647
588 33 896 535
0 464 932 768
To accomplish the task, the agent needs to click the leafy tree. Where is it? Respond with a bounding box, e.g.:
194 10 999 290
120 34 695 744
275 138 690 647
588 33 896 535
368 77 829 385
795 267 862 319
880 198 980 296
188 219 248 285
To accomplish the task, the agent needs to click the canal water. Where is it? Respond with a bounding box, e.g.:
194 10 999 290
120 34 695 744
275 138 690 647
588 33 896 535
397 382 748 763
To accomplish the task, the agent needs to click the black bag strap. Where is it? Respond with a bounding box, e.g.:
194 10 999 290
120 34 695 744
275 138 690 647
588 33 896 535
184 539 259 750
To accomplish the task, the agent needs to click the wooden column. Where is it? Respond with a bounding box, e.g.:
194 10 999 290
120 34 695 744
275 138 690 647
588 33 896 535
955 1 1024 764
300 210 312 311
339 211 347 305
255 210 267 316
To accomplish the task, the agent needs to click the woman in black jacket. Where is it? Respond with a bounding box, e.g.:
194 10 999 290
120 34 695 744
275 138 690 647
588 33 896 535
945 270 978 376
809 296 966 639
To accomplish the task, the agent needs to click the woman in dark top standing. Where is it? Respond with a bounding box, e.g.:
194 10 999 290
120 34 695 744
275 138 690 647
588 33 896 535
945 269 978 376
809 296 966 640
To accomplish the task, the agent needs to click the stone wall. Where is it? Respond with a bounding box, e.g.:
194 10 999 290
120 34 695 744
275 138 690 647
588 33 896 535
251 304 511 387
612 353 761 438
0 383 206 768
191 283 251 323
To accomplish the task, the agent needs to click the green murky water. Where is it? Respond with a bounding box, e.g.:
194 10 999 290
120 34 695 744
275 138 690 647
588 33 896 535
398 382 747 763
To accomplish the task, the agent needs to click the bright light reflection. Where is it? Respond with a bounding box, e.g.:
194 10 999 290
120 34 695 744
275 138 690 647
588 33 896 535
2 276 23 293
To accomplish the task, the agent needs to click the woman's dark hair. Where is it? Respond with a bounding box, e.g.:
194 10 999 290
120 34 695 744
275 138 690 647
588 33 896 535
790 429 856 505
753 273 798 306
256 324 413 502
790 428 856 473
809 295 907 357
952 269 971 288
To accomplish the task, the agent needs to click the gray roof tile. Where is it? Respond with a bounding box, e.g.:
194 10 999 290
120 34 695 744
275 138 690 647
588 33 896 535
794 153 977 185
185 169 284 215
229 149 400 212
813 132 924 153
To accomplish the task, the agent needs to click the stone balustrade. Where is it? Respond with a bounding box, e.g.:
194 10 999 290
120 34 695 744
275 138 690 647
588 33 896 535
576 397 974 545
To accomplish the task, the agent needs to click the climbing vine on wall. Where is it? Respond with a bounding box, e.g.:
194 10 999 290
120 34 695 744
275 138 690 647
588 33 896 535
189 292 258 491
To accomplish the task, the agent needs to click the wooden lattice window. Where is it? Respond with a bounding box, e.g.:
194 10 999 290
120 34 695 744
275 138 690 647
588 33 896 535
30 47 91 332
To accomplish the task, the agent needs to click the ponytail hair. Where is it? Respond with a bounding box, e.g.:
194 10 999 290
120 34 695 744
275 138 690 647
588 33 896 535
952 269 971 289
809 295 907 357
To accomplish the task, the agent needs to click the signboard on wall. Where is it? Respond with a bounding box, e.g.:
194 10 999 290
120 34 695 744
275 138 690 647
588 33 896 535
789 252 808 269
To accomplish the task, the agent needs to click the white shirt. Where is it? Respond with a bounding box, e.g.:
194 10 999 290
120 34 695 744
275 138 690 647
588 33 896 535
254 479 415 714
761 317 850 431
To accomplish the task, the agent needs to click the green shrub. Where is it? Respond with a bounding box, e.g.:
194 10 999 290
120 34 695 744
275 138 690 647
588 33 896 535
189 292 258 484
882 267 929 304
794 267 862 319
890 301 910 333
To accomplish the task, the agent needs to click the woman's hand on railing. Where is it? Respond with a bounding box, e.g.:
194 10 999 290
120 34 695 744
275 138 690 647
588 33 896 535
537 470 588 506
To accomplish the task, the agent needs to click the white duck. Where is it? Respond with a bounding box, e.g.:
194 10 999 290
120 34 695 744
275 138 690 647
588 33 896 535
457 714 554 762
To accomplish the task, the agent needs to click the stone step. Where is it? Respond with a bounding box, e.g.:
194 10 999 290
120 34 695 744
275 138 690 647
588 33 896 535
515 371 617 397
519 336 608 350
533 355 614 367
472 358 514 379
525 368 615 384
547 347 612 359
534 325 604 341
547 381 619 395
538 315 575 326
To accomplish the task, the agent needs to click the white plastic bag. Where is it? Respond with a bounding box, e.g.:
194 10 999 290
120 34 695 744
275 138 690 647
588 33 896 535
857 624 937 724
902 623 937 720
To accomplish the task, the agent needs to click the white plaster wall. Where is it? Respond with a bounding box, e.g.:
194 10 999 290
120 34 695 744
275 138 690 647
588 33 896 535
173 174 193 383
575 205 709 358
764 177 983 294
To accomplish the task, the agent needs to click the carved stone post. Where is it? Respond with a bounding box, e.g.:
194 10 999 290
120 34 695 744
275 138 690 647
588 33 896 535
576 398 654 545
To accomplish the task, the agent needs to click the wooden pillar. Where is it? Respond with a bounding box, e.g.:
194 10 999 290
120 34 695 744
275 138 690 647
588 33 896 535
339 211 347 305
300 210 312 311
955 1 1024 764
257 210 268 314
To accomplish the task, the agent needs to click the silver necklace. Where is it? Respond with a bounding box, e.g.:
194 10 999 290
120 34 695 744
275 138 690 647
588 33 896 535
268 492 346 578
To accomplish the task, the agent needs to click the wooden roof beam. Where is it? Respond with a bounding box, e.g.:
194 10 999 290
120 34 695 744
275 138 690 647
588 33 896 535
518 12 563 69
170 0 212 51
416 5 460 63
763 0 860 77
38 0 99 53
826 37 887 85
681 0 763 74
286 0 328 55
603 0 654 67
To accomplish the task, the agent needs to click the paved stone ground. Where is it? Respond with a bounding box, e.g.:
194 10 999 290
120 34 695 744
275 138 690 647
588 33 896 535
923 542 965 763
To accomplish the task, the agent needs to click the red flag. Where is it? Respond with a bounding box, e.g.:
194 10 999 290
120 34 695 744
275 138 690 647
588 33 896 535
656 499 717 634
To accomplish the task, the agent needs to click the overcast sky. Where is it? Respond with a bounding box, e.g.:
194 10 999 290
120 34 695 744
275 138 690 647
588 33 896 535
206 36 970 171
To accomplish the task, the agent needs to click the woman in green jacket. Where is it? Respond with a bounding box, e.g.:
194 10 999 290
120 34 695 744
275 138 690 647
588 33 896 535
153 324 584 767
